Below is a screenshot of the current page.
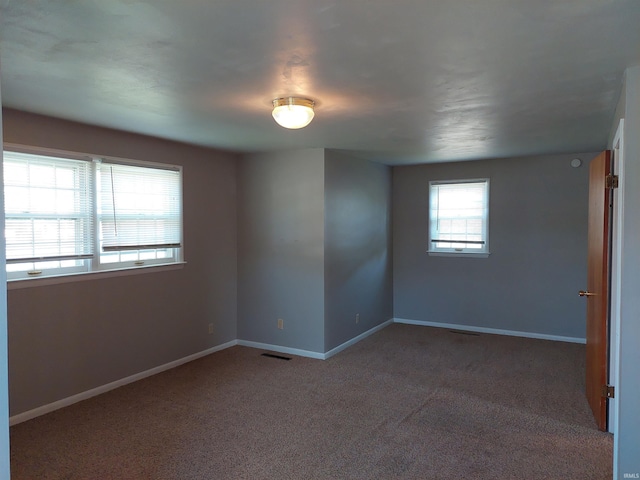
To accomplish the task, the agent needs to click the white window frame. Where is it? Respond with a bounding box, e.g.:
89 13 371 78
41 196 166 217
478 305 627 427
428 178 490 258
94 158 183 271
3 144 184 283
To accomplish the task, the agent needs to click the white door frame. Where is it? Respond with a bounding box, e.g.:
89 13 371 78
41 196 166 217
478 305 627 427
608 118 624 434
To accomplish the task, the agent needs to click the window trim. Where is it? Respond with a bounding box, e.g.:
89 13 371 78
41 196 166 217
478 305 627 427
427 178 490 258
3 143 185 281
7 262 186 290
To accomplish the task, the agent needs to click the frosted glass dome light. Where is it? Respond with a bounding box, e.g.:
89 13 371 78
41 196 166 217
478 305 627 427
272 97 315 129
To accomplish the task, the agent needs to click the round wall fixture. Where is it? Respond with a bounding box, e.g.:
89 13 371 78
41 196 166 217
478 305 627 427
570 158 582 168
272 97 315 129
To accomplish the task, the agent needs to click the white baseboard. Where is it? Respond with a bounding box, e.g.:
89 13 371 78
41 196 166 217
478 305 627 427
9 340 238 426
324 319 394 359
393 318 586 344
236 340 325 360
238 319 394 361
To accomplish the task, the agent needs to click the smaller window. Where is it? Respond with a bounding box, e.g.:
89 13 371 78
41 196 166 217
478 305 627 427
428 178 490 256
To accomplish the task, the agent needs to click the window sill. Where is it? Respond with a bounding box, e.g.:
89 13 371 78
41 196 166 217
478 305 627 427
427 251 490 258
7 262 186 290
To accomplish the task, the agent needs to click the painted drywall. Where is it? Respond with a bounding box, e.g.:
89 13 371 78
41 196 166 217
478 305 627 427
393 153 594 339
609 74 626 148
3 109 238 416
612 65 640 479
237 149 325 353
0 69 11 480
324 150 393 351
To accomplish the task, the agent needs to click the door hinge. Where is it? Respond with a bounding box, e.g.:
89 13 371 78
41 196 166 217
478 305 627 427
606 174 619 189
602 385 615 399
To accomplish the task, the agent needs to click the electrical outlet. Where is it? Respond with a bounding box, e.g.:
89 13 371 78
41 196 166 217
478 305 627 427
208 323 214 334
355 313 360 324
277 318 284 330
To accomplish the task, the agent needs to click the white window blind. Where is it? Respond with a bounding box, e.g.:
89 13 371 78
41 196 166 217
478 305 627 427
429 179 489 254
4 151 94 264
98 161 182 252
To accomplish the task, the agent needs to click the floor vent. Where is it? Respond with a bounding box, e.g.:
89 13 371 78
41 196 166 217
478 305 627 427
261 353 292 361
449 330 481 336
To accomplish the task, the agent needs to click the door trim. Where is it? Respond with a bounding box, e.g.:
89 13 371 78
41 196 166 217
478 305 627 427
609 119 625 435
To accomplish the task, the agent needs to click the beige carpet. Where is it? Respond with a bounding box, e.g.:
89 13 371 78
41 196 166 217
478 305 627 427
10 324 612 479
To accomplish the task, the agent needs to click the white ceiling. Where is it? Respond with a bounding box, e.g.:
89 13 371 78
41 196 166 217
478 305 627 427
1 0 639 165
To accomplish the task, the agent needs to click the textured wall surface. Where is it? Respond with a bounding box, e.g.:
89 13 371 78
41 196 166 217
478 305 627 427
393 152 595 339
3 109 238 415
324 150 393 351
237 149 326 353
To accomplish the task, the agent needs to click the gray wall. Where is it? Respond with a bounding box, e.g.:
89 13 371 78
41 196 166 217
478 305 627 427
324 150 393 351
0 67 10 480
3 109 238 416
609 73 626 147
393 153 595 339
237 149 326 353
613 65 640 479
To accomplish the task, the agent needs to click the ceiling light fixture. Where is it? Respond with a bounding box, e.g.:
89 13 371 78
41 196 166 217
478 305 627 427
272 97 315 129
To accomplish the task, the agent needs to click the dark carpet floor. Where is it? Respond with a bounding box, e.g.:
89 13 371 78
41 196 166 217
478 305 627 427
9 324 613 479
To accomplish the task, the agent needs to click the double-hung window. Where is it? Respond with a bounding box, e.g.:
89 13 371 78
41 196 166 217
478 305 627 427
97 160 182 268
428 178 490 256
4 151 94 278
3 148 183 281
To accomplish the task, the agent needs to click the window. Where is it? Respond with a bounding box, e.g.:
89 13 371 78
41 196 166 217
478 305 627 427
97 160 182 269
4 152 94 277
428 178 489 256
3 148 183 280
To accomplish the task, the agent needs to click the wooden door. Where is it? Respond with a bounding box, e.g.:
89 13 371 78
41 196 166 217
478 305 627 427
582 150 612 432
